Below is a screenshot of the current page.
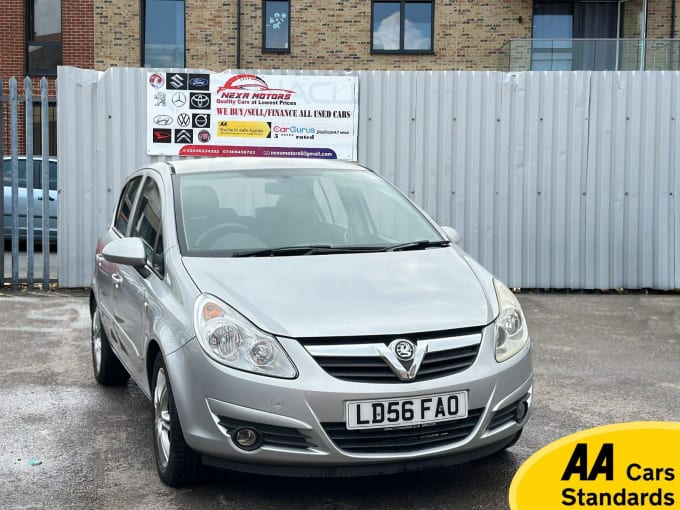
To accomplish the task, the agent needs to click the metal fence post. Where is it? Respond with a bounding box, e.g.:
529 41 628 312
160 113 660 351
9 78 19 290
41 77 50 289
0 78 4 287
25 77 34 289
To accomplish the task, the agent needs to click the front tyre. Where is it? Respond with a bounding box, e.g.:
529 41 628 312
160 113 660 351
91 304 129 385
152 353 199 486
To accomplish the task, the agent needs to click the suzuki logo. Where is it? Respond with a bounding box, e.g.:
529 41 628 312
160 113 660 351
376 339 427 381
168 73 186 89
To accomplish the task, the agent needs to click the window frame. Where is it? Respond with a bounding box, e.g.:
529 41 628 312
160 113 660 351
262 0 291 53
141 0 187 67
113 176 145 238
25 0 63 76
370 0 435 55
129 175 165 277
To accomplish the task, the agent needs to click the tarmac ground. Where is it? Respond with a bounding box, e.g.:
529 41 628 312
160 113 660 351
0 290 679 510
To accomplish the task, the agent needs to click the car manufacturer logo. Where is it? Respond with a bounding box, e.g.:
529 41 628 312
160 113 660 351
393 340 415 361
175 129 193 143
192 113 210 128
177 113 191 127
153 92 167 107
153 115 173 126
166 73 187 90
152 128 172 143
171 92 187 108
197 130 211 143
188 74 210 90
149 73 164 88
190 93 211 109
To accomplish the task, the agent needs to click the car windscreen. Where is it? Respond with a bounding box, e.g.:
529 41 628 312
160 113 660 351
174 168 445 257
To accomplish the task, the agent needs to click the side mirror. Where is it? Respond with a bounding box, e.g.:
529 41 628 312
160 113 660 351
441 226 462 245
101 237 147 267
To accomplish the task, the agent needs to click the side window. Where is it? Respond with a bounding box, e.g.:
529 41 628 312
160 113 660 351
114 177 143 235
130 178 164 275
3 160 27 187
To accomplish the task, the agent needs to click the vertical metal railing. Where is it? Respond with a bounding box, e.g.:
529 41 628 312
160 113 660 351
1 76 56 289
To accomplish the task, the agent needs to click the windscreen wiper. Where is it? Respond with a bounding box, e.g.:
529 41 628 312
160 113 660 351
232 245 385 257
382 239 451 252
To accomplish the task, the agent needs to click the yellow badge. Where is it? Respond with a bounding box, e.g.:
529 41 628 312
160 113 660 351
510 422 680 509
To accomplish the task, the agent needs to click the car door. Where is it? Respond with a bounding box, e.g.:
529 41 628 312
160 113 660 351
112 174 164 383
97 176 143 335
31 160 58 243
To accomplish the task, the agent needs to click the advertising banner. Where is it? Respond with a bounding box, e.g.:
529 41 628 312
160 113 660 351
146 72 359 160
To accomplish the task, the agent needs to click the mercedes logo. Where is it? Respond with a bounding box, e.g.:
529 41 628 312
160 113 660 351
190 93 210 109
172 92 187 107
393 339 415 361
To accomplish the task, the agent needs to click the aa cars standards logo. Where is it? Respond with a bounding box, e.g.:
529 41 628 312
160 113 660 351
509 422 680 509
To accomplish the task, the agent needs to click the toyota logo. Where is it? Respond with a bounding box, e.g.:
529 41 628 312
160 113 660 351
172 92 187 107
393 340 415 361
153 114 173 126
190 94 210 109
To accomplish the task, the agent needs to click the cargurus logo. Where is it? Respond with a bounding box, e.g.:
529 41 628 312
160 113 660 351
273 125 316 134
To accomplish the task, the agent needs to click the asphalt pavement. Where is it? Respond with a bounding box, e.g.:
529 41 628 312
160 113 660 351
0 291 679 510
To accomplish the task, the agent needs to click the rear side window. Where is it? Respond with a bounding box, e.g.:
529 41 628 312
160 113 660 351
114 176 143 235
2 160 28 187
130 178 164 275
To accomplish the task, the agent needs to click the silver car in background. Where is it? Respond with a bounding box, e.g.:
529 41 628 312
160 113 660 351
2 156 58 244
90 158 532 486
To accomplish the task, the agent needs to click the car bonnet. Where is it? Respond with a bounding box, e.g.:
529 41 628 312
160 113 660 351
182 247 494 338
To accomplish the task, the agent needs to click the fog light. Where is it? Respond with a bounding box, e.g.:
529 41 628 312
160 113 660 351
233 427 262 450
515 400 529 422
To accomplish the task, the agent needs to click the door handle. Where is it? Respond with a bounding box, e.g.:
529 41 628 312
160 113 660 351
95 253 105 267
37 196 55 201
112 273 123 288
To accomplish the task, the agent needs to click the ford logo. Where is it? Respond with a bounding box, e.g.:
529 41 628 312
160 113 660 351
189 77 209 87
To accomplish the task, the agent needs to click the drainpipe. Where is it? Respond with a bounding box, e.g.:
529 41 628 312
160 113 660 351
672 0 676 38
640 0 648 70
236 0 242 69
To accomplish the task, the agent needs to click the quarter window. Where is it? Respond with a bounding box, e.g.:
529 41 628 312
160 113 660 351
130 178 164 275
143 0 185 67
263 0 290 52
26 0 62 76
114 177 143 235
371 0 433 53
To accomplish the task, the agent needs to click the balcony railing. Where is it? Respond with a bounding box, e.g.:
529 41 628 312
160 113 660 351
499 39 680 71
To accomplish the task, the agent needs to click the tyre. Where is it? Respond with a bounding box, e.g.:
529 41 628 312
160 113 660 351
91 303 129 385
151 353 199 486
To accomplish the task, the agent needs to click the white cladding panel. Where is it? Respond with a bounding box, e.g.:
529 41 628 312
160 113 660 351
58 67 680 289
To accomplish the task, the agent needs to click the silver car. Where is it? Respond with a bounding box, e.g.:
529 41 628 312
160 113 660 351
90 158 532 486
2 156 58 244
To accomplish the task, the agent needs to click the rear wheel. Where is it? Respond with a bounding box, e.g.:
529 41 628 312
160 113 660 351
91 304 129 385
152 353 199 486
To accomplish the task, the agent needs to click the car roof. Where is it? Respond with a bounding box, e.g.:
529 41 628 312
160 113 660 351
154 157 367 175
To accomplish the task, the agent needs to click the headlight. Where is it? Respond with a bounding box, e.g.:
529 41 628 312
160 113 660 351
493 279 529 362
193 294 298 378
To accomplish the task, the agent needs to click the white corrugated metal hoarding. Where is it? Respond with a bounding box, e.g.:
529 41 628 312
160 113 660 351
57 67 680 289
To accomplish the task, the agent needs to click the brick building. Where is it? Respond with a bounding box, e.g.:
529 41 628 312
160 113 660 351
1 0 94 155
2 0 679 155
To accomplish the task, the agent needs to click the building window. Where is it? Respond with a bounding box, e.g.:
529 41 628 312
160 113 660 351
371 0 433 53
26 0 62 76
263 0 290 52
143 0 185 67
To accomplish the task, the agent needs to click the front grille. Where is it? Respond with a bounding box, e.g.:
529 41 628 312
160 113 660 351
322 408 483 453
487 393 530 430
300 330 481 383
217 416 317 450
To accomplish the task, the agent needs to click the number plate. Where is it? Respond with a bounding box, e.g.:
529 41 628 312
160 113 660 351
345 391 468 430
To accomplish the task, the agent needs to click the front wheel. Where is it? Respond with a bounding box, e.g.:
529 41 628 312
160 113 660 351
91 304 129 385
152 353 200 486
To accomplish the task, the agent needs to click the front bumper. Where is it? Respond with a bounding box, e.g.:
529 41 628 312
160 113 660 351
165 325 533 476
